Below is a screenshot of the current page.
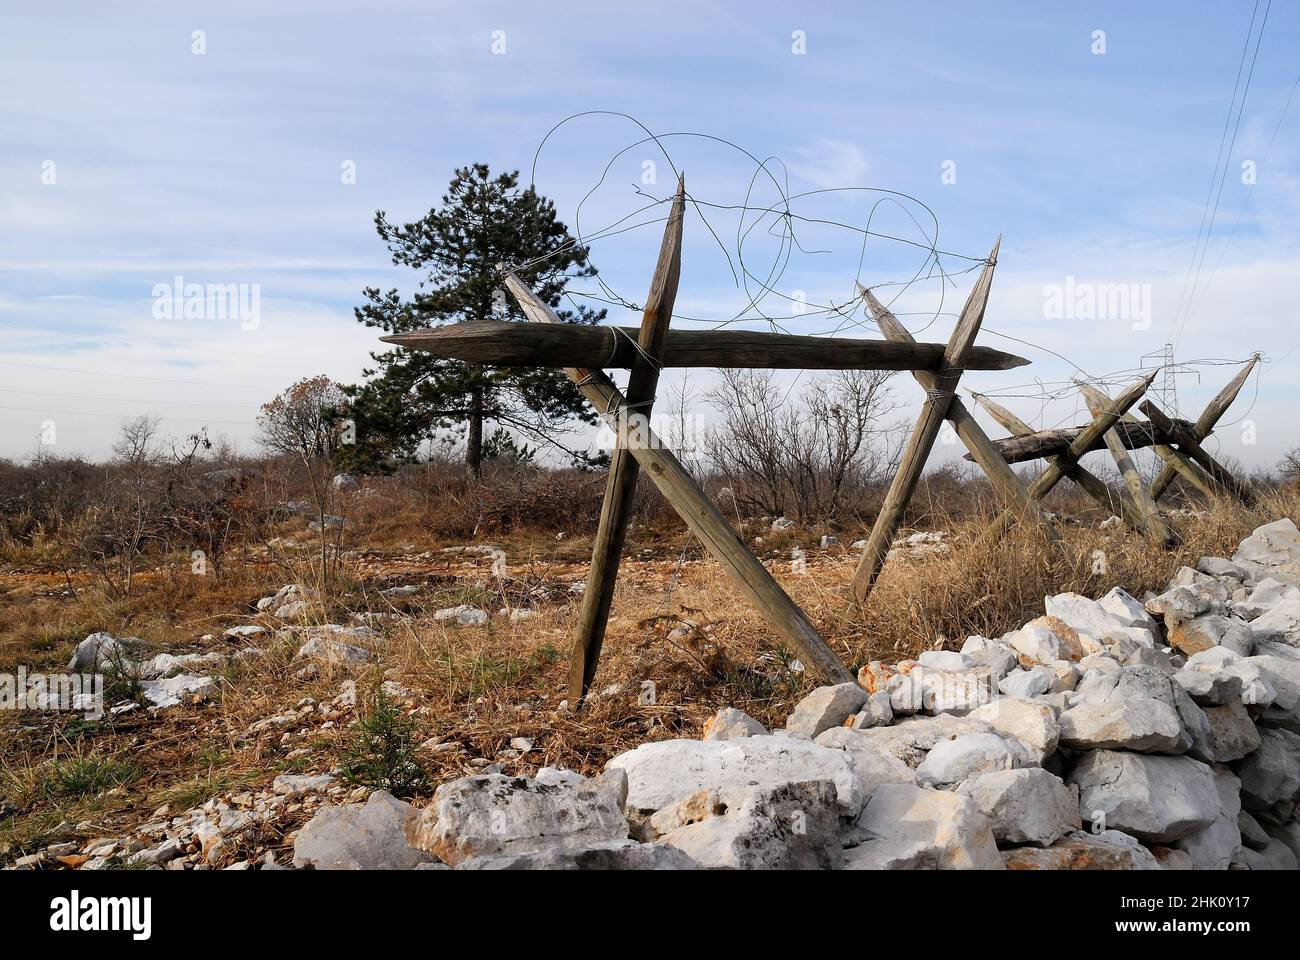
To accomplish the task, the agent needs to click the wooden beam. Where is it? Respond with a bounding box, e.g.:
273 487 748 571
1141 401 1256 507
503 271 854 685
1075 381 1177 548
971 391 1150 533
859 285 1063 555
1149 356 1259 501
852 238 1000 604
569 176 685 702
972 416 1195 465
383 321 1031 372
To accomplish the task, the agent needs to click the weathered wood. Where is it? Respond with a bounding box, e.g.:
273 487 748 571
971 392 1149 533
383 321 1030 372
1075 382 1216 502
972 416 1196 465
503 270 854 685
1141 401 1256 507
852 239 1000 604
859 285 1063 554
1149 356 1259 501
569 177 685 702
980 371 1160 543
1076 382 1177 548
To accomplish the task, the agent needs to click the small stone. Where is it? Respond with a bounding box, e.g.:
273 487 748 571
785 682 868 738
433 604 489 627
702 707 767 741
845 690 894 729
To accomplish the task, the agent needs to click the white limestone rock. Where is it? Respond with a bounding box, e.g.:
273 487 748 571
654 780 841 869
433 604 489 627
408 769 630 866
606 737 864 818
785 682 868 738
1250 597 1300 648
1174 765 1242 871
999 667 1054 699
968 697 1060 764
845 690 894 729
67 632 132 672
851 713 993 768
1232 518 1300 585
140 673 216 709
916 733 1016 786
702 707 767 741
293 636 372 666
1234 727 1300 811
813 727 917 798
293 791 436 870
957 767 1081 847
843 783 1004 870
1066 750 1219 843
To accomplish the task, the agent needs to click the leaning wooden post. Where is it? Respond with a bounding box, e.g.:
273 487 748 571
1141 401 1256 507
980 370 1160 543
1075 381 1178 548
852 238 1000 604
568 177 685 701
1149 356 1259 501
503 271 854 685
858 285 1063 555
971 391 1150 533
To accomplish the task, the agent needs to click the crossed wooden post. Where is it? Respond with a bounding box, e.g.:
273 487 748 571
978 370 1161 544
385 218 1040 699
1074 381 1178 547
966 358 1259 551
853 276 1063 606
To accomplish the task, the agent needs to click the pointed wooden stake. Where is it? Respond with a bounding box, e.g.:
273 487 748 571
1075 381 1178 548
859 285 1063 556
852 239 1000 604
1141 401 1256 507
568 177 685 701
1149 357 1259 501
503 270 854 686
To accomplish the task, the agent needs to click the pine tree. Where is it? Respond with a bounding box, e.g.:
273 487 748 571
340 164 605 474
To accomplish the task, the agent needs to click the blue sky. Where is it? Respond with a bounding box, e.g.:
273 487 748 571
2 1 1298 470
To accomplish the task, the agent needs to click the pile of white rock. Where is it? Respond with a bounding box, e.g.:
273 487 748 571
288 517 1300 870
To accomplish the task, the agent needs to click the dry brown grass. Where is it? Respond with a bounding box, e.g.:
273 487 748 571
1 476 1296 862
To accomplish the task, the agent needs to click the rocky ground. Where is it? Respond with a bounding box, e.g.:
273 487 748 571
8 516 1299 871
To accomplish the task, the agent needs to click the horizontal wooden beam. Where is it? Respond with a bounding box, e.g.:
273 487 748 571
383 319 1031 372
969 414 1197 464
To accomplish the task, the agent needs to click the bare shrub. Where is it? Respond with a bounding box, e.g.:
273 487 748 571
704 368 904 522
